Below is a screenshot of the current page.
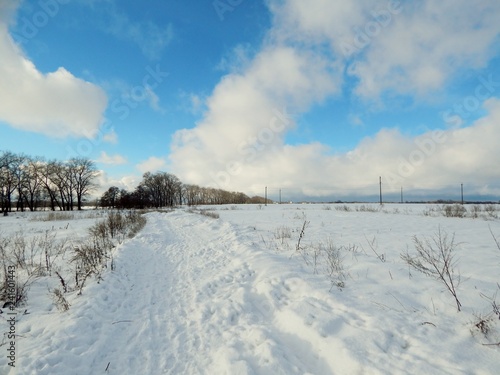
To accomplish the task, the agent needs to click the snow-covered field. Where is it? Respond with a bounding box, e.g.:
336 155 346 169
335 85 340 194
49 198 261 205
1 204 500 374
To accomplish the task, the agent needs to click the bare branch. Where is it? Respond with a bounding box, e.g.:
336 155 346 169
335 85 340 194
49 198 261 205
401 227 462 312
489 225 500 251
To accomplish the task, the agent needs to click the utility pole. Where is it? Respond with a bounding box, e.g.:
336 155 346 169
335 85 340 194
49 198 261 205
379 176 383 205
401 186 403 204
461 183 464 205
279 189 282 204
265 186 267 206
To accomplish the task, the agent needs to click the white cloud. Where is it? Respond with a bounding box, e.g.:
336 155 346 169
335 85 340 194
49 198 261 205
273 0 500 98
348 114 364 127
0 5 108 138
187 93 204 114
174 97 500 198
348 1 500 98
169 0 500 198
359 98 500 192
145 86 163 112
97 151 127 165
102 130 118 144
170 45 339 186
136 156 167 174
0 0 19 24
96 170 140 196
119 174 140 191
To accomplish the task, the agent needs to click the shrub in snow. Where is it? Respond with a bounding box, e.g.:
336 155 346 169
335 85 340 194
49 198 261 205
274 225 292 245
442 204 466 218
401 227 462 312
72 210 147 294
484 204 498 219
319 238 349 290
52 288 70 312
187 208 220 219
0 230 68 307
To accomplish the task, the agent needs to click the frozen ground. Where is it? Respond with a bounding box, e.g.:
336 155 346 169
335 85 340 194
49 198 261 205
1 204 500 374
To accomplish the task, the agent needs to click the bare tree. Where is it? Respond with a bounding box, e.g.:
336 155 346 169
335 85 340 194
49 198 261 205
11 153 27 212
100 186 120 208
51 161 74 210
68 158 99 210
0 151 23 214
183 184 201 206
141 171 181 208
0 152 7 215
21 156 44 211
0 151 8 215
39 160 62 211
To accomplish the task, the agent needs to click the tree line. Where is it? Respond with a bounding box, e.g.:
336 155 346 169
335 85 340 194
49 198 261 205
1 150 268 214
0 151 99 214
100 172 269 209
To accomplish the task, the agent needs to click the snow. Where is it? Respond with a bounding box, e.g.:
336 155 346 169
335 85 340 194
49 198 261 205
1 204 500 374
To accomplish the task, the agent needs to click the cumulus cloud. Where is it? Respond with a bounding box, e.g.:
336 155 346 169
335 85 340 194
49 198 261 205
273 0 500 98
169 0 500 199
102 130 118 144
0 3 108 138
170 45 340 186
136 156 167 174
97 151 127 165
0 0 19 24
360 98 500 195
176 98 500 198
96 170 140 196
349 1 500 98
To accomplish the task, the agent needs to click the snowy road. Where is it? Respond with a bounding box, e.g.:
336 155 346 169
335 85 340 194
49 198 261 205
7 208 500 374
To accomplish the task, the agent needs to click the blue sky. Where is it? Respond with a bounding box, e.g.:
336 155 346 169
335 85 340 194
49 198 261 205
1 0 500 201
